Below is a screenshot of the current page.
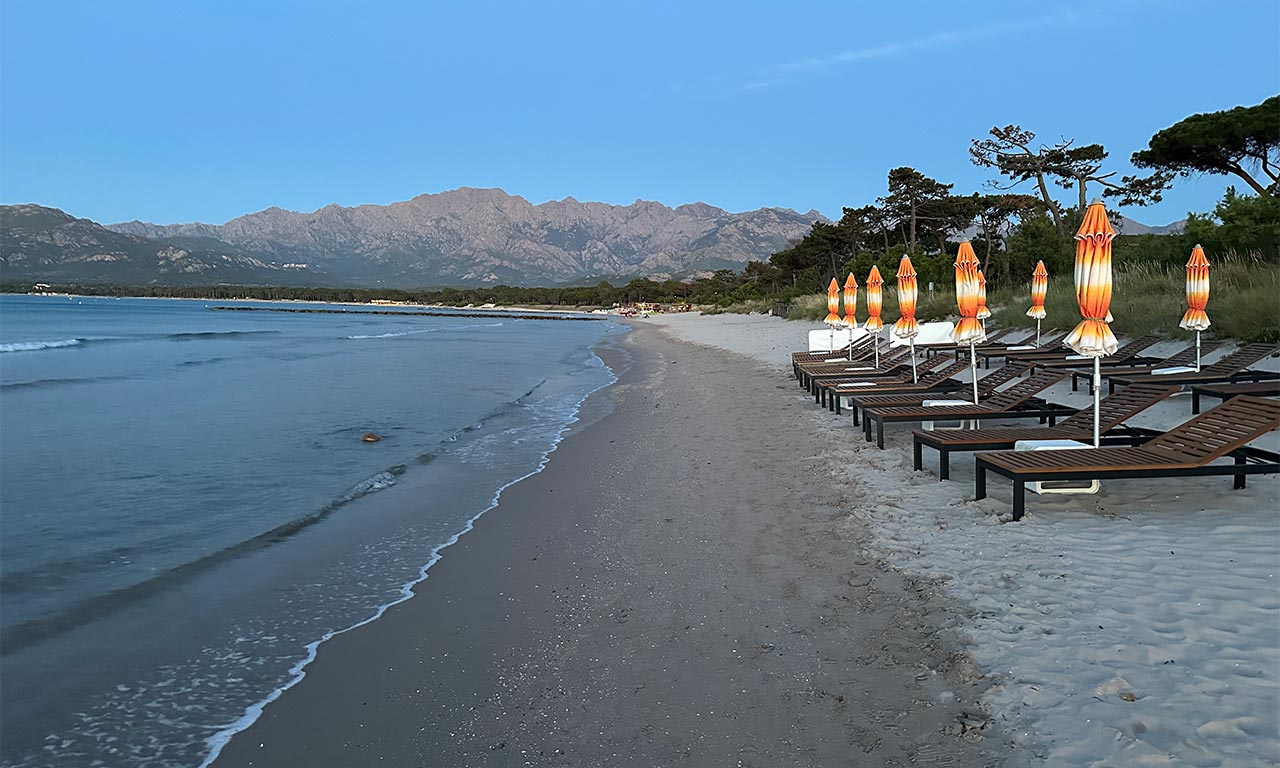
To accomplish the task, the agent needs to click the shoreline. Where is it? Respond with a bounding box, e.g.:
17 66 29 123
194 329 626 767
211 322 1006 766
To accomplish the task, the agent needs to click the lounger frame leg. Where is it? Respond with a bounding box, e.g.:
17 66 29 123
876 420 885 450
1234 456 1247 489
912 440 922 471
939 449 950 481
975 465 987 500
1012 482 1026 521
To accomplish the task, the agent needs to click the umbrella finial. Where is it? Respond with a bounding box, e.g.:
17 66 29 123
1089 197 1104 206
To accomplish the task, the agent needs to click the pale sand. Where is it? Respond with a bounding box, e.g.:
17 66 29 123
212 325 1009 766
644 311 1280 767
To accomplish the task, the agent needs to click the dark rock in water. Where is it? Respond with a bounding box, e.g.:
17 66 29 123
361 432 381 443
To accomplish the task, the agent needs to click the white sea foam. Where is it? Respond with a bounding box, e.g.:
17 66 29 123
345 329 437 340
0 338 84 353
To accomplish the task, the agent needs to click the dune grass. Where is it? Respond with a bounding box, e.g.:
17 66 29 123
779 255 1280 343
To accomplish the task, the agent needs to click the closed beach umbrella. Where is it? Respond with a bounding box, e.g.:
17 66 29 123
864 266 884 367
1064 199 1119 446
842 273 859 359
1027 261 1048 346
951 242 987 403
825 277 841 351
894 255 920 382
1180 245 1211 371
976 269 991 322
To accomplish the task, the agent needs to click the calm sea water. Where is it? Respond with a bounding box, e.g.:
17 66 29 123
0 295 622 767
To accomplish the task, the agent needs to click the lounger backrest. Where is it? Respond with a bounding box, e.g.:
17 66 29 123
1143 395 1280 463
922 360 973 385
1204 343 1280 374
976 361 1030 391
1162 339 1224 366
1111 334 1163 361
1058 383 1180 431
984 370 1068 409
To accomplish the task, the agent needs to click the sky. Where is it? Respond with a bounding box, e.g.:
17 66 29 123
2 0 1277 227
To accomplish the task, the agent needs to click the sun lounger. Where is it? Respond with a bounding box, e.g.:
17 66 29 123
972 330 1069 367
793 339 895 385
806 353 953 401
1066 339 1225 391
815 360 973 412
1105 343 1280 394
987 334 1162 371
912 383 1180 479
973 395 1280 520
845 362 1033 425
861 370 1072 448
1190 379 1280 413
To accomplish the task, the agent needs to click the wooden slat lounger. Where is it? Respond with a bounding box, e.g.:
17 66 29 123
806 353 953 401
912 383 1180 479
1067 339 1225 392
1105 343 1280 394
974 331 1070 367
973 395 1280 521
846 362 1033 425
988 334 1162 371
947 329 1046 361
861 370 1072 448
1191 379 1280 413
817 360 973 413
795 342 900 388
931 328 1019 359
792 338 881 380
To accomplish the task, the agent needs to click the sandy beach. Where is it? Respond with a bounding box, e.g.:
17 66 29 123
212 322 1011 767
646 312 1280 767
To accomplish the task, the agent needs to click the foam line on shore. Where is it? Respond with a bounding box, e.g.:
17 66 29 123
197 330 626 768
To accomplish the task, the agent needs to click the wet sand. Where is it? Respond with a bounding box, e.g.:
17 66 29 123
213 324 1009 766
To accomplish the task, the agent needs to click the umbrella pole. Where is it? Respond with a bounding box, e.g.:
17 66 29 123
1035 318 1041 347
874 330 880 369
1093 357 1101 448
829 325 834 353
1195 330 1202 372
909 339 918 383
970 342 979 404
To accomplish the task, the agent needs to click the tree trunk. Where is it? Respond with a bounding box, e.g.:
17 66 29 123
908 202 917 254
1225 161 1274 197
981 217 994 274
1077 176 1088 211
1034 169 1065 235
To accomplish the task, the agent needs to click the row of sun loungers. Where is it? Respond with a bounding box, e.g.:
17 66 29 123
789 329 1280 521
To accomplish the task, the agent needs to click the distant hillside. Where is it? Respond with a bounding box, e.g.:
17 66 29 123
105 187 823 286
0 205 319 285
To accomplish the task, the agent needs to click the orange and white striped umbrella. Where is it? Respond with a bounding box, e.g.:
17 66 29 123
1026 261 1048 319
842 273 858 328
951 242 986 344
893 256 919 340
1180 245 1211 331
976 269 991 320
1064 200 1119 357
825 277 841 326
863 266 884 332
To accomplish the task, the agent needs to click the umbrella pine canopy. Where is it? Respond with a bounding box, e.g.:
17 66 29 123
1027 261 1048 319
825 278 841 326
843 273 859 328
1064 201 1119 357
951 243 987 344
1180 245 1211 331
893 256 919 340
864 267 884 332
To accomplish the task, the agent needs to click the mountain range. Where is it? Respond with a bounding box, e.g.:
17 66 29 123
1 187 1185 288
1 188 823 287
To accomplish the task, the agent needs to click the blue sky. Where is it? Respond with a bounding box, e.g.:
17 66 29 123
2 0 1276 226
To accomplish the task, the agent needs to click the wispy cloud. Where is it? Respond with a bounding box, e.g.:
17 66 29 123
732 9 1080 92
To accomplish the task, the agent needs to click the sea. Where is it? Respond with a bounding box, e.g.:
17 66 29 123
0 294 623 767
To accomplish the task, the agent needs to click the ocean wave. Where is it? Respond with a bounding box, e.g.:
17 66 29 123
346 329 437 340
0 338 86 353
1 375 131 391
165 331 282 341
